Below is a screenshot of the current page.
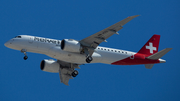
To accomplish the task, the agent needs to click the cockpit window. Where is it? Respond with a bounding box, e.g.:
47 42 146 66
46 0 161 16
15 36 21 38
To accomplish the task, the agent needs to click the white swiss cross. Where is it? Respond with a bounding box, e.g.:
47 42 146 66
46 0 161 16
146 42 156 54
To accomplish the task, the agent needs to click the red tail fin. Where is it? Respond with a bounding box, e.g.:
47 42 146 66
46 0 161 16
138 34 160 56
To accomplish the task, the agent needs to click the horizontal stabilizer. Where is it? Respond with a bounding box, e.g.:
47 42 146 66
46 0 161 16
146 48 172 60
145 64 154 69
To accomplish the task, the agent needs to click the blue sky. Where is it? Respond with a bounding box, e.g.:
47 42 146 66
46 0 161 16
0 0 179 101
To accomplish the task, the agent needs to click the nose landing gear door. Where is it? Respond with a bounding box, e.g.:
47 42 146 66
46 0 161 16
29 37 33 43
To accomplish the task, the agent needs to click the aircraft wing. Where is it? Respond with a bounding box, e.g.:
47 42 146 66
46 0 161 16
80 15 139 55
59 68 73 86
57 60 80 86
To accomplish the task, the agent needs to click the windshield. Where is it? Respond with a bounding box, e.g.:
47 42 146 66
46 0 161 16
15 36 21 38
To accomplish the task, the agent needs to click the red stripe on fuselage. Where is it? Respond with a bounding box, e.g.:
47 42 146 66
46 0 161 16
111 53 159 65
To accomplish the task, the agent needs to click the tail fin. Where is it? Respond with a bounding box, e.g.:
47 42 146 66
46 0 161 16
138 34 160 56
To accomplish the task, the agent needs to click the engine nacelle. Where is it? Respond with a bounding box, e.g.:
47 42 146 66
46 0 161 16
61 39 82 53
40 59 59 73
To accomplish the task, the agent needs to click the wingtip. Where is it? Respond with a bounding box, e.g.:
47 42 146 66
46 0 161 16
131 15 140 17
62 82 70 86
127 15 140 19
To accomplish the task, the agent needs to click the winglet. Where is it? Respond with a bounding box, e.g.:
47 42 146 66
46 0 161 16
118 15 140 27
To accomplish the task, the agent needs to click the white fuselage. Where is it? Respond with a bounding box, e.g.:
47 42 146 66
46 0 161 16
5 35 134 64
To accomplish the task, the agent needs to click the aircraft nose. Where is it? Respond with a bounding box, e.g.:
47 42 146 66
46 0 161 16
4 41 9 47
4 39 13 47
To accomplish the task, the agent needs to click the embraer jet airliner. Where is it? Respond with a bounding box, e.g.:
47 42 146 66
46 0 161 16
4 15 172 85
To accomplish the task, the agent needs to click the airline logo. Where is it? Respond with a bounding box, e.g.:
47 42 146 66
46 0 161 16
146 42 156 54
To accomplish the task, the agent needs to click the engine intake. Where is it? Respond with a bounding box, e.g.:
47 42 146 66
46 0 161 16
40 59 59 73
61 39 82 53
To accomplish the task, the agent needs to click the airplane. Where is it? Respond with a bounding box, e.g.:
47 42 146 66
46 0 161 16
4 15 172 85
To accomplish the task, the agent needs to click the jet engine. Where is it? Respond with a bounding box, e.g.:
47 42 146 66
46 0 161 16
61 39 82 53
40 59 59 73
